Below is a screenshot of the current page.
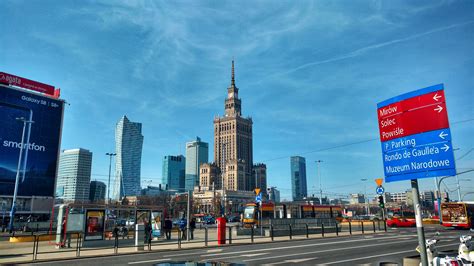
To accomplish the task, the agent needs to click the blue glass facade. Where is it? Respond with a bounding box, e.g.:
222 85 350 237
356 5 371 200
185 137 208 191
291 156 307 201
162 155 186 191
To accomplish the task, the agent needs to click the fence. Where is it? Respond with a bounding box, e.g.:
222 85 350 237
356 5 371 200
0 219 387 264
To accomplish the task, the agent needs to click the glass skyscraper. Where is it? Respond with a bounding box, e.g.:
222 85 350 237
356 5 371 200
114 116 143 200
185 137 208 191
56 148 92 202
290 156 307 201
162 155 186 191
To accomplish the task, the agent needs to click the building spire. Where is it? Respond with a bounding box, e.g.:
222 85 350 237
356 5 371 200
231 58 235 87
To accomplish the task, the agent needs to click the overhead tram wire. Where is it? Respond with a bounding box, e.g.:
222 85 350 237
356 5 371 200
87 118 474 181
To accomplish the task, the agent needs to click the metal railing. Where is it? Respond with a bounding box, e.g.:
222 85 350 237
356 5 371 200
0 219 388 263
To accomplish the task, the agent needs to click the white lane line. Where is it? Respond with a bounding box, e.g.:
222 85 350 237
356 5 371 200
321 242 460 265
128 258 171 265
242 239 414 262
264 257 317 265
241 253 270 257
202 234 416 257
162 248 224 257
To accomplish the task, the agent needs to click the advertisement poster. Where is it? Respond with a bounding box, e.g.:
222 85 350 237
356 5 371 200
136 210 151 225
85 210 105 240
151 211 162 237
0 85 64 197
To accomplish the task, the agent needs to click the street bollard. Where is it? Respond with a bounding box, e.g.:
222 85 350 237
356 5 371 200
378 220 381 231
305 224 309 238
289 224 292 240
321 223 325 238
32 235 38 261
251 226 254 243
114 233 118 255
349 221 352 235
384 219 387 232
178 230 182 249
336 223 339 236
205 227 208 247
228 227 232 244
270 224 274 241
372 221 376 233
361 221 364 234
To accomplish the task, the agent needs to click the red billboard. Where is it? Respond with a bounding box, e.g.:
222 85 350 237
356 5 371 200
0 72 55 96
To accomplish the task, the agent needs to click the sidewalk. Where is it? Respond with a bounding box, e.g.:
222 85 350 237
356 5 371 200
0 225 384 265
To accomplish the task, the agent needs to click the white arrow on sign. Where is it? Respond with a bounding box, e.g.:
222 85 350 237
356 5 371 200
439 131 448 139
433 93 442 101
434 105 443 113
441 144 450 152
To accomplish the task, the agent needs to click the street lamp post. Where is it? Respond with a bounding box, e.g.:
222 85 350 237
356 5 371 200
106 153 116 204
316 160 323 205
361 178 369 215
9 116 34 233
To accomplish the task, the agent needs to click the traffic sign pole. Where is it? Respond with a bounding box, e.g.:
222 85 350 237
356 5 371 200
411 179 428 266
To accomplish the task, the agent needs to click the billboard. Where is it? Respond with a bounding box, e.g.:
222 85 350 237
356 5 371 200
0 84 64 197
85 210 105 240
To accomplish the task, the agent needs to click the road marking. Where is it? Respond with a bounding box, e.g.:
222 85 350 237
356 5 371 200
164 251 211 257
242 239 414 262
202 234 416 257
207 248 223 253
264 257 317 265
241 253 269 257
321 242 459 265
128 258 171 265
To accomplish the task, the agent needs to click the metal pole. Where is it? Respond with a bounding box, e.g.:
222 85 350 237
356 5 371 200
106 153 116 204
186 190 191 241
411 179 428 266
455 175 461 201
260 202 263 236
316 160 323 204
435 177 442 224
9 117 31 233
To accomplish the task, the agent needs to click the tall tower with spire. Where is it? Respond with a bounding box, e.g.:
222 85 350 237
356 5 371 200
213 60 254 191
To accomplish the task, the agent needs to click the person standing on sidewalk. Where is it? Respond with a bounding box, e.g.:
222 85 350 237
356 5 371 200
164 218 172 240
179 216 187 240
189 218 196 240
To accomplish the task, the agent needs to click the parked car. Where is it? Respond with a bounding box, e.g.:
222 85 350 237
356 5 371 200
386 217 416 227
202 216 216 224
227 216 240 223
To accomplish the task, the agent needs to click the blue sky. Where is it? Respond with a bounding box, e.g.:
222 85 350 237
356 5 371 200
1 0 473 201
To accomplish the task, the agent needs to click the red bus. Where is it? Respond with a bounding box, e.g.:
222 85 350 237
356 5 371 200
441 202 474 229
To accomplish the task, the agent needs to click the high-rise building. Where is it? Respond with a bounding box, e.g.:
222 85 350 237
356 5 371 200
89 181 106 203
56 148 92 202
162 155 186 191
114 116 144 200
185 137 209 191
213 60 253 191
199 163 220 190
267 187 280 203
252 163 267 192
290 156 307 201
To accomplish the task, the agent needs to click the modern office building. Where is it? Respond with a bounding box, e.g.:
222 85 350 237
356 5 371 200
267 187 280 203
185 137 209 191
113 116 144 200
213 60 254 191
56 148 92 202
162 155 186 191
349 193 366 204
252 163 267 192
290 156 307 201
89 181 106 203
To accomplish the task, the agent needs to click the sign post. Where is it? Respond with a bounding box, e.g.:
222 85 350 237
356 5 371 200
377 84 456 266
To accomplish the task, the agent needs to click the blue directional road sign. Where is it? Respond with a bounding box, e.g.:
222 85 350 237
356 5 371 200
376 186 385 195
377 85 456 183
381 128 456 182
255 193 262 203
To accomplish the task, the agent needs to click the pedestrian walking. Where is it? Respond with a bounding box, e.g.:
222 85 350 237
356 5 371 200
164 218 172 240
144 221 152 244
190 218 196 240
179 217 187 240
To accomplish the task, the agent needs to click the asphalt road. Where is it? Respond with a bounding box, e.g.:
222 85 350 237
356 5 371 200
28 226 468 266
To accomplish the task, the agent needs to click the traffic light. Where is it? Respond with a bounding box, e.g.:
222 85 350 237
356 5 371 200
378 195 385 208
